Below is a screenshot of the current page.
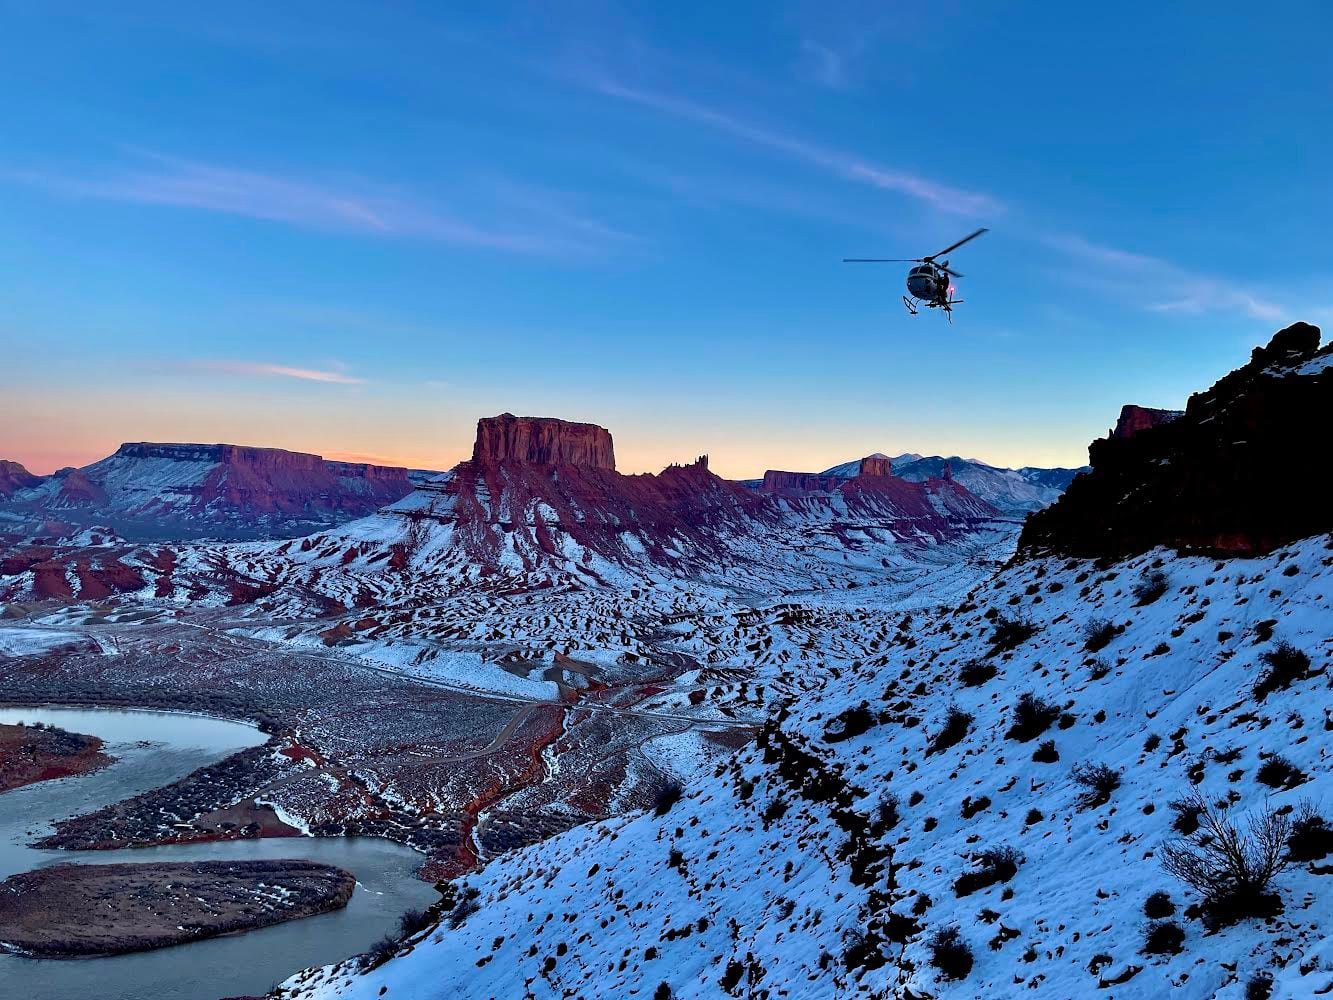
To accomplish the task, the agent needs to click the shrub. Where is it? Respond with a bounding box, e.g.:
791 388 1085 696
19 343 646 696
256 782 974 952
1245 972 1274 1000
1142 920 1185 955
398 907 432 938
990 614 1039 652
653 780 684 816
926 705 973 755
1143 891 1175 919
1287 803 1333 862
824 703 877 743
1031 740 1059 764
1132 569 1169 606
959 660 997 687
1005 692 1061 742
1088 657 1111 681
446 887 481 929
953 846 1023 898
1083 618 1118 652
1169 797 1203 835
1161 793 1290 929
926 926 974 981
360 933 399 970
1254 641 1311 701
1255 755 1306 790
1072 762 1122 809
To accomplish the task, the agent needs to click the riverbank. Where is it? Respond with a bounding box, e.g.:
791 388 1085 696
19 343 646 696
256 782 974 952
0 859 356 958
0 721 112 793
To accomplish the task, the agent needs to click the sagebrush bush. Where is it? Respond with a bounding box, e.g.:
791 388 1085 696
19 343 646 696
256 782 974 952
360 933 399 970
1254 641 1311 700
1083 617 1118 652
990 614 1039 652
959 660 997 687
926 705 973 755
653 780 684 816
1005 692 1061 742
1141 920 1184 955
446 887 481 929
398 907 432 938
1132 569 1169 606
1255 754 1306 790
953 846 1023 898
1288 803 1333 862
1170 797 1203 835
1143 891 1175 919
1071 762 1122 809
926 926 974 981
1161 793 1290 929
1031 739 1059 764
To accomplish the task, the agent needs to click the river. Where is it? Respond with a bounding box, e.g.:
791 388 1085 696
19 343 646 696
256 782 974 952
0 706 438 1000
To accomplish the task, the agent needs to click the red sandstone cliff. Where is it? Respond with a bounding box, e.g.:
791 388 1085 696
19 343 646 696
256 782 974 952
472 414 616 470
858 455 893 477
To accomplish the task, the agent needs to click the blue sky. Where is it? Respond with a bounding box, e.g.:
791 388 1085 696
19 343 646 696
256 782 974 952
3 1 1330 476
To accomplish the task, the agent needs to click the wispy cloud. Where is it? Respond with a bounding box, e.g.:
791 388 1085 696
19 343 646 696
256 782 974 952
1045 233 1286 322
158 360 366 384
799 40 847 89
8 152 625 256
588 78 1001 217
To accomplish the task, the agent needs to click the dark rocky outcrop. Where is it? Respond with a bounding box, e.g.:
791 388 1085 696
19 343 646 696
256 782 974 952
1110 405 1183 440
1020 322 1332 559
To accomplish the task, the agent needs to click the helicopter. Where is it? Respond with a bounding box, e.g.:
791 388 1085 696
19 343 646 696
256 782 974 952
844 227 989 322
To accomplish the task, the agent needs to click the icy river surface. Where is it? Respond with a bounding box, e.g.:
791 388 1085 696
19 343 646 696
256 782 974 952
0 706 436 1000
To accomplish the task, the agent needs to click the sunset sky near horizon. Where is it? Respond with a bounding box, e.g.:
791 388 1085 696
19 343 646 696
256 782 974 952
4 2 1331 478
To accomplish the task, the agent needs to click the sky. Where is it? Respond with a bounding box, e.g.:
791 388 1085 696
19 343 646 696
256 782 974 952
3 1 1331 478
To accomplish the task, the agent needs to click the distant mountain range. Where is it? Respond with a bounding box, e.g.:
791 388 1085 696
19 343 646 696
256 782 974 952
0 443 439 541
743 453 1085 516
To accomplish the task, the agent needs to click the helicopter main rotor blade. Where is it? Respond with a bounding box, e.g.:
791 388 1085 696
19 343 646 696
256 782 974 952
924 227 988 261
942 266 964 278
842 258 924 263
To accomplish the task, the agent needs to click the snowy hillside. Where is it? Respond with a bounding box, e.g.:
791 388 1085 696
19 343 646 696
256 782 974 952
272 322 1333 1000
276 532 1332 1000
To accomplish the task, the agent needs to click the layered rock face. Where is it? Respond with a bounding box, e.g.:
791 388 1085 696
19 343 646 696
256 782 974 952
760 455 892 495
472 414 616 470
759 470 846 495
858 454 893 477
0 461 41 498
1109 404 1183 440
1020 321 1332 558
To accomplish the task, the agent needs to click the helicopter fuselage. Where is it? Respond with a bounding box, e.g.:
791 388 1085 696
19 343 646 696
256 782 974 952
906 263 949 305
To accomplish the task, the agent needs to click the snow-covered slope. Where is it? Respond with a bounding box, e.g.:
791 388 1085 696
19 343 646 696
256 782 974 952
277 533 1333 1000
273 322 1333 1000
